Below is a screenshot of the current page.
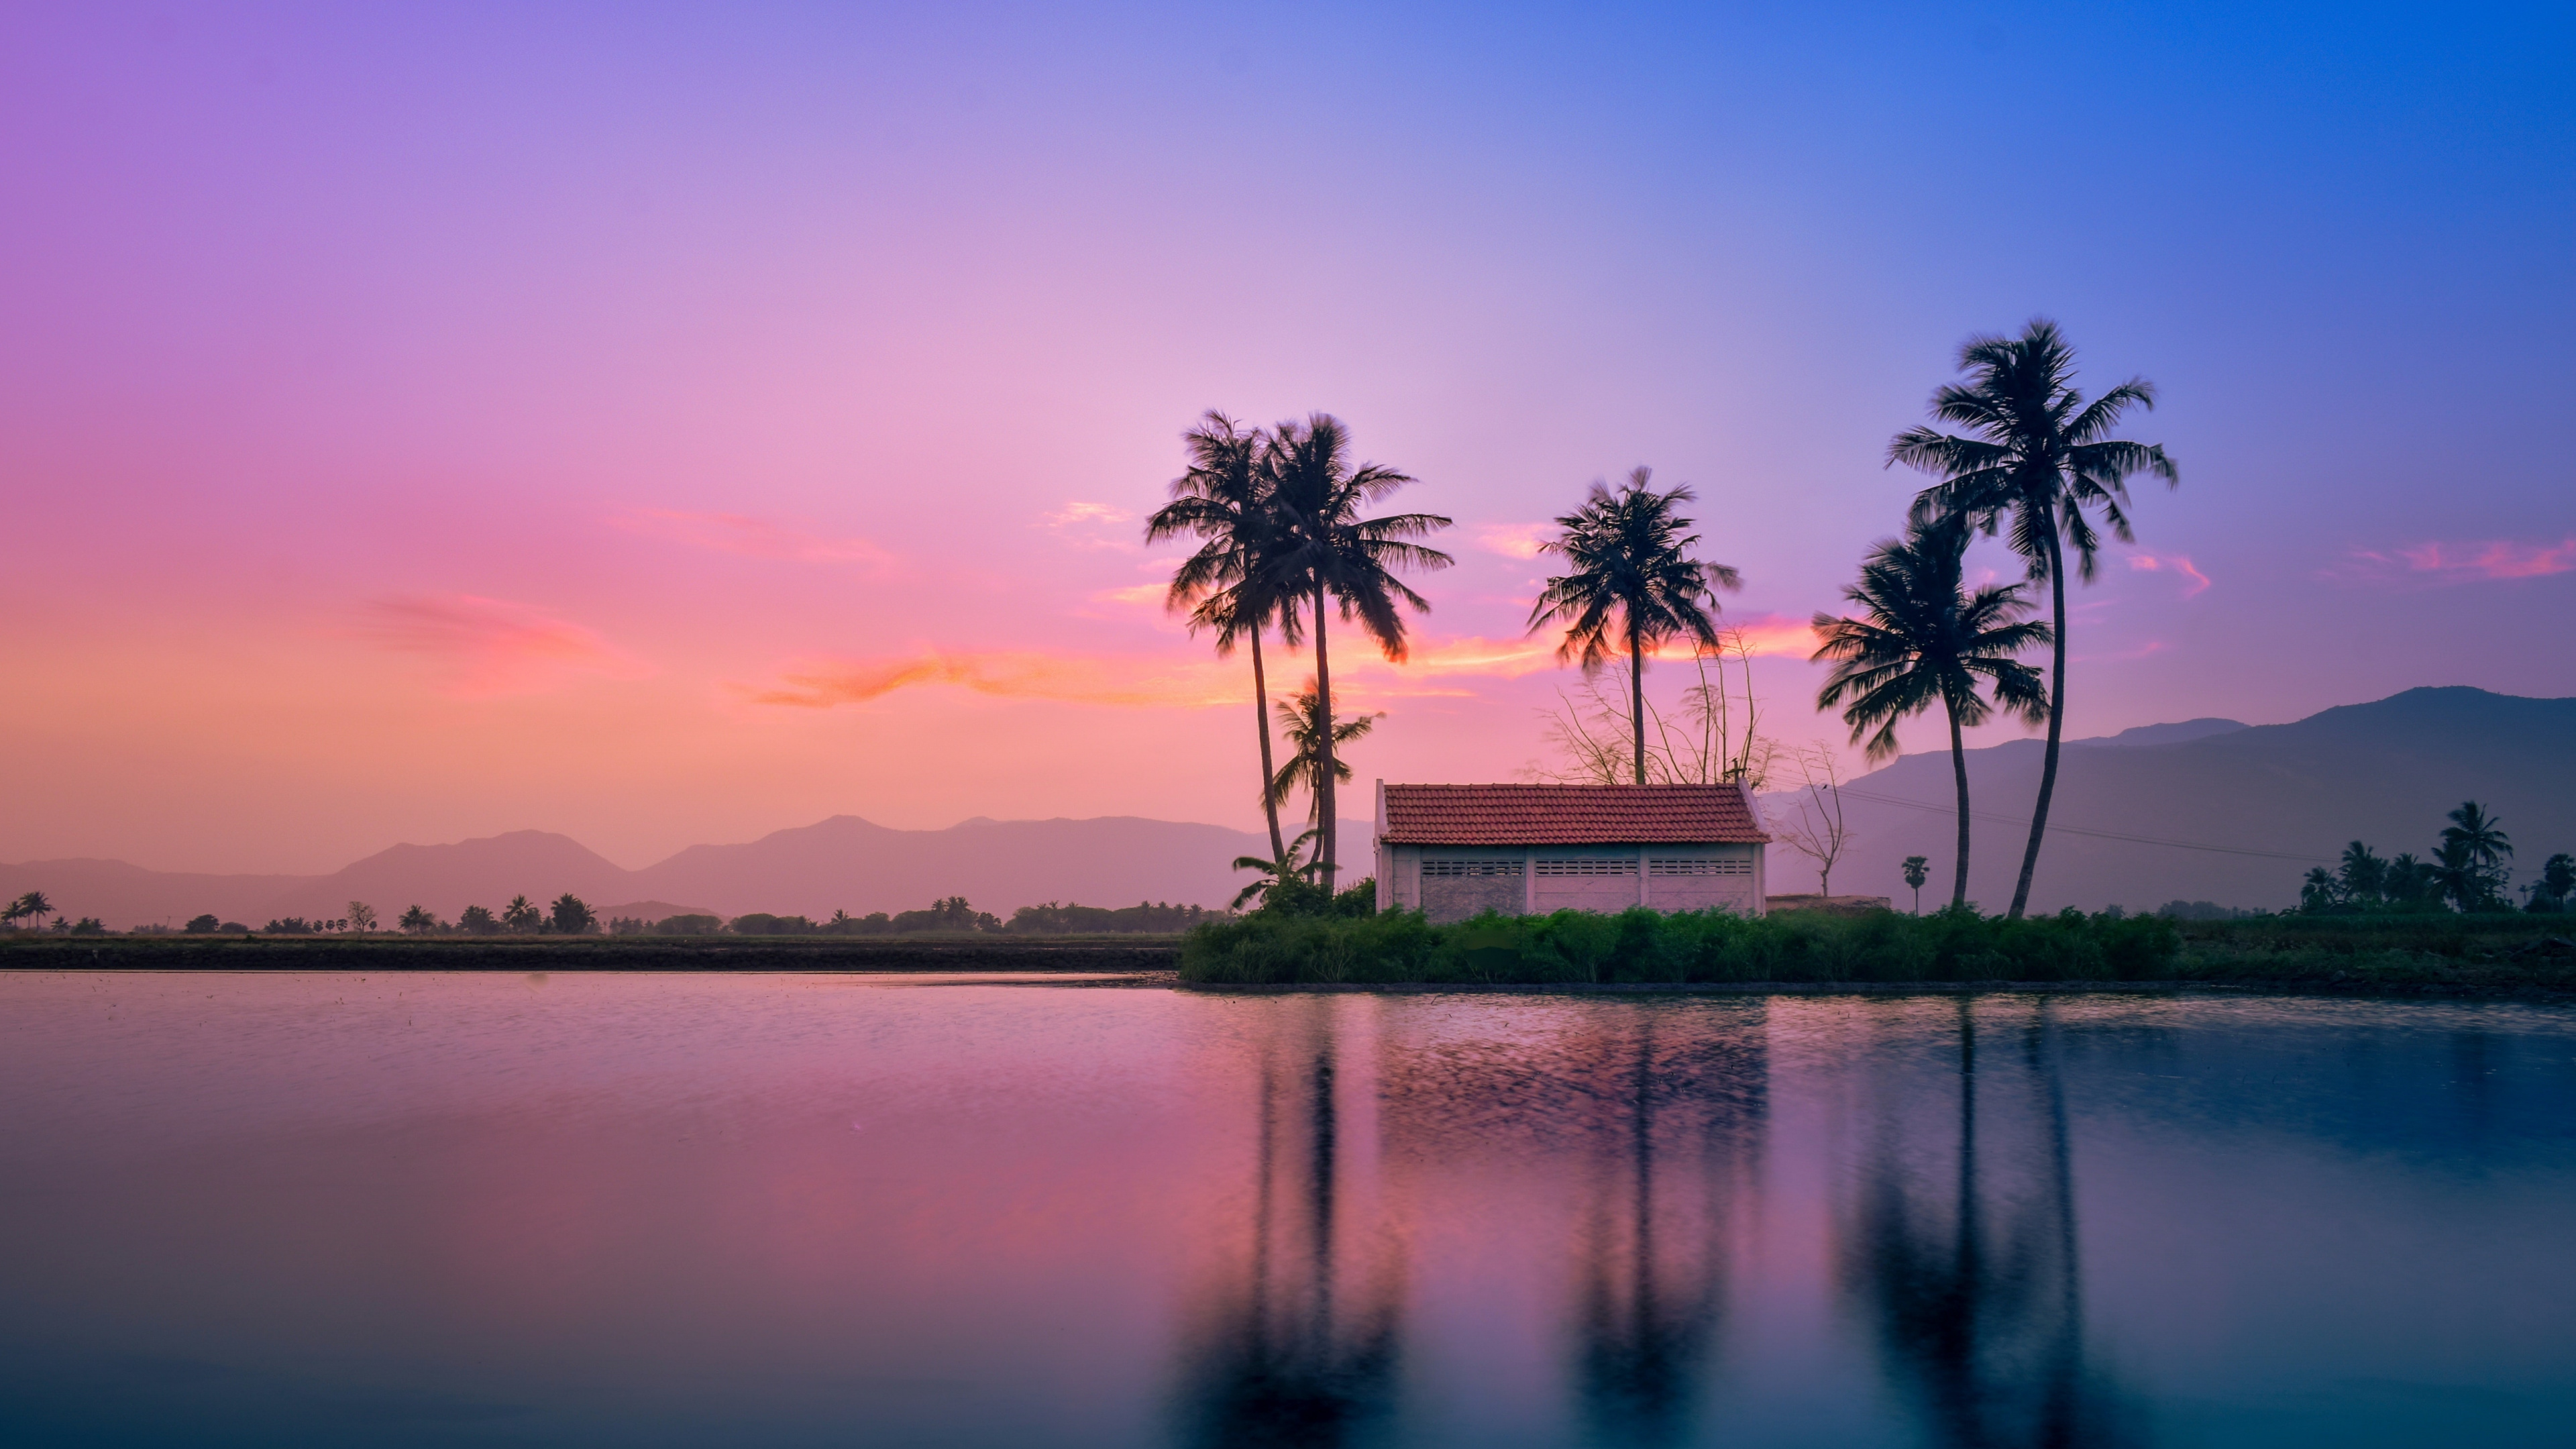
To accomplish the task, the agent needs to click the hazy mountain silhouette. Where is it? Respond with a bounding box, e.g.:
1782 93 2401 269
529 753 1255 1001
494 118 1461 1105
17 688 2562 927
263 830 636 921
626 814 1307 920
0 859 307 931
1784 687 2576 912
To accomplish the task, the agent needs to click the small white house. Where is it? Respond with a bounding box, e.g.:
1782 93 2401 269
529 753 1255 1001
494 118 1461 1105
1373 782 1771 924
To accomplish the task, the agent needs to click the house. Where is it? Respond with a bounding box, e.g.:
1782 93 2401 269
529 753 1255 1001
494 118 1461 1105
1373 782 1771 923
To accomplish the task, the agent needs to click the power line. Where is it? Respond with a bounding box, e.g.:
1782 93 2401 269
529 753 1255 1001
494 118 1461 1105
1831 786 2334 864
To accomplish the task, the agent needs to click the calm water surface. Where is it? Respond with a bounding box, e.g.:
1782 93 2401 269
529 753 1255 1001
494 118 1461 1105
3 972 2573 1447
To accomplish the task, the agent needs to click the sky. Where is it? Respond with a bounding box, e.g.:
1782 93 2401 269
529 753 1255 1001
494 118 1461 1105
3 1 2571 874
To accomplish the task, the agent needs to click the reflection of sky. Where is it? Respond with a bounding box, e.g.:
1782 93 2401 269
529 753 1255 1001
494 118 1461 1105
7 977 2576 1446
2 3 2571 869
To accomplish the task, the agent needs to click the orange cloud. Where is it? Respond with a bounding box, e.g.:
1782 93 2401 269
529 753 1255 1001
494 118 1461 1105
354 595 652 697
742 616 1824 713
2127 551 2211 597
740 651 1238 710
619 509 889 565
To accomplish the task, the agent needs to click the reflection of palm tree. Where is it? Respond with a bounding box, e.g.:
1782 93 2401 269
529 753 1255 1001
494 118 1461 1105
1813 516 2051 911
1528 468 1739 786
1565 1009 1766 1448
1176 1006 1402 1448
1842 999 2143 1448
1890 321 2178 918
1262 415 1452 890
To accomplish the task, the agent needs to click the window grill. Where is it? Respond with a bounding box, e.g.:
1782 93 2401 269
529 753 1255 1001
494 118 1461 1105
1534 858 1638 876
1421 859 1524 878
1650 858 1752 877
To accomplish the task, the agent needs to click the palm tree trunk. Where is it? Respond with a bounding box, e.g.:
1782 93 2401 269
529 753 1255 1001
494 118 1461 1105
2009 527 2068 920
1948 699 1973 912
1313 582 1337 893
1629 625 1647 786
1250 628 1286 864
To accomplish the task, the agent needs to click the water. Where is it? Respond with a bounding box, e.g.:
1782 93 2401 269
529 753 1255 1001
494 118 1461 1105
3 973 2573 1448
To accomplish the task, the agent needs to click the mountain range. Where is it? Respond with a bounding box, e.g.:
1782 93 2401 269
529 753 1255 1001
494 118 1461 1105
6 687 2568 928
1768 686 2575 912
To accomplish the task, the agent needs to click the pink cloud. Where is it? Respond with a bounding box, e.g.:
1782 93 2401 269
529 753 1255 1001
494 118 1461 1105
2341 537 2576 585
619 510 889 565
354 595 653 697
1472 523 1555 559
2127 551 2210 597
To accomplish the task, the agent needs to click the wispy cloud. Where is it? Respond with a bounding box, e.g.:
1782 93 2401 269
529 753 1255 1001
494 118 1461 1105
1043 501 1130 529
2342 537 2576 584
620 509 889 565
2127 551 2211 597
741 616 1823 712
1472 522 1555 559
354 595 652 697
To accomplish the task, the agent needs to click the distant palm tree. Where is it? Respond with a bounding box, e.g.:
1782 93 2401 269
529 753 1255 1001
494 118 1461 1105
1230 828 1322 910
1267 684 1384 874
1529 468 1739 786
1811 519 2050 912
1900 855 1929 915
11 890 55 928
1147 413 1295 864
2439 801 2512 910
1260 414 1452 889
2337 841 2388 903
1890 320 2177 918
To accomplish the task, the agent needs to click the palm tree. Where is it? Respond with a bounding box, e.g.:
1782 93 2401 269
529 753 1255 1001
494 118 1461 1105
2440 800 2512 910
1260 414 1452 889
1529 468 1739 787
1230 828 1322 910
1811 519 2051 911
1889 320 2177 918
1147 413 1295 863
1267 684 1384 877
1901 855 1929 915
11 890 55 928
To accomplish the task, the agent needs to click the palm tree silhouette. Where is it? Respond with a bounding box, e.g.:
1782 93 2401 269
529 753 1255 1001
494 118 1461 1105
1528 468 1739 786
11 890 55 929
1811 519 2050 912
2438 801 2512 910
1267 684 1383 861
1230 829 1322 910
1149 413 1298 864
1261 415 1452 890
1889 321 2176 918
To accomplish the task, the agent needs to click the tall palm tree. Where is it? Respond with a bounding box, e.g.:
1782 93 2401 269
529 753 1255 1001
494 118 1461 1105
1811 519 2051 911
11 890 55 928
1260 414 1452 889
1267 684 1384 876
1889 319 2178 919
1527 468 1740 786
1147 413 1295 863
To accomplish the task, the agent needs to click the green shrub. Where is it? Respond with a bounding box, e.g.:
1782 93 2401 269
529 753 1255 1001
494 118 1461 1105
1177 905 2184 985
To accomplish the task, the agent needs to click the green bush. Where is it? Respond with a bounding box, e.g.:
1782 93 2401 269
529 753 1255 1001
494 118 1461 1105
1177 904 2185 985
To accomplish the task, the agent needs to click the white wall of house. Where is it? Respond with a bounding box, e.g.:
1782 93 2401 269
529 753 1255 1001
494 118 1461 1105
1381 841 1766 923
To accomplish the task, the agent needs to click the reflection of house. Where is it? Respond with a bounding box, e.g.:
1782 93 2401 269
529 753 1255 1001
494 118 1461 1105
1374 782 1771 922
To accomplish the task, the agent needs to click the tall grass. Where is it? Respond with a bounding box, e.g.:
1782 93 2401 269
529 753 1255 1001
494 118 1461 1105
1177 907 2184 985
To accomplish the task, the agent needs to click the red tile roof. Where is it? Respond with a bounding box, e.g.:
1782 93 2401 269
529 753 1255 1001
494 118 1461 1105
1381 784 1770 845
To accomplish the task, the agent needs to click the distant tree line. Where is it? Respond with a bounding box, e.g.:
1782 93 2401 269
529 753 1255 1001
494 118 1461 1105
2299 802 2571 914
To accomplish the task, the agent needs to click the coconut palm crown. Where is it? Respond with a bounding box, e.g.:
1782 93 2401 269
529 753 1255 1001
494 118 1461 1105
1527 468 1741 785
1811 517 2050 910
1888 319 2177 918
